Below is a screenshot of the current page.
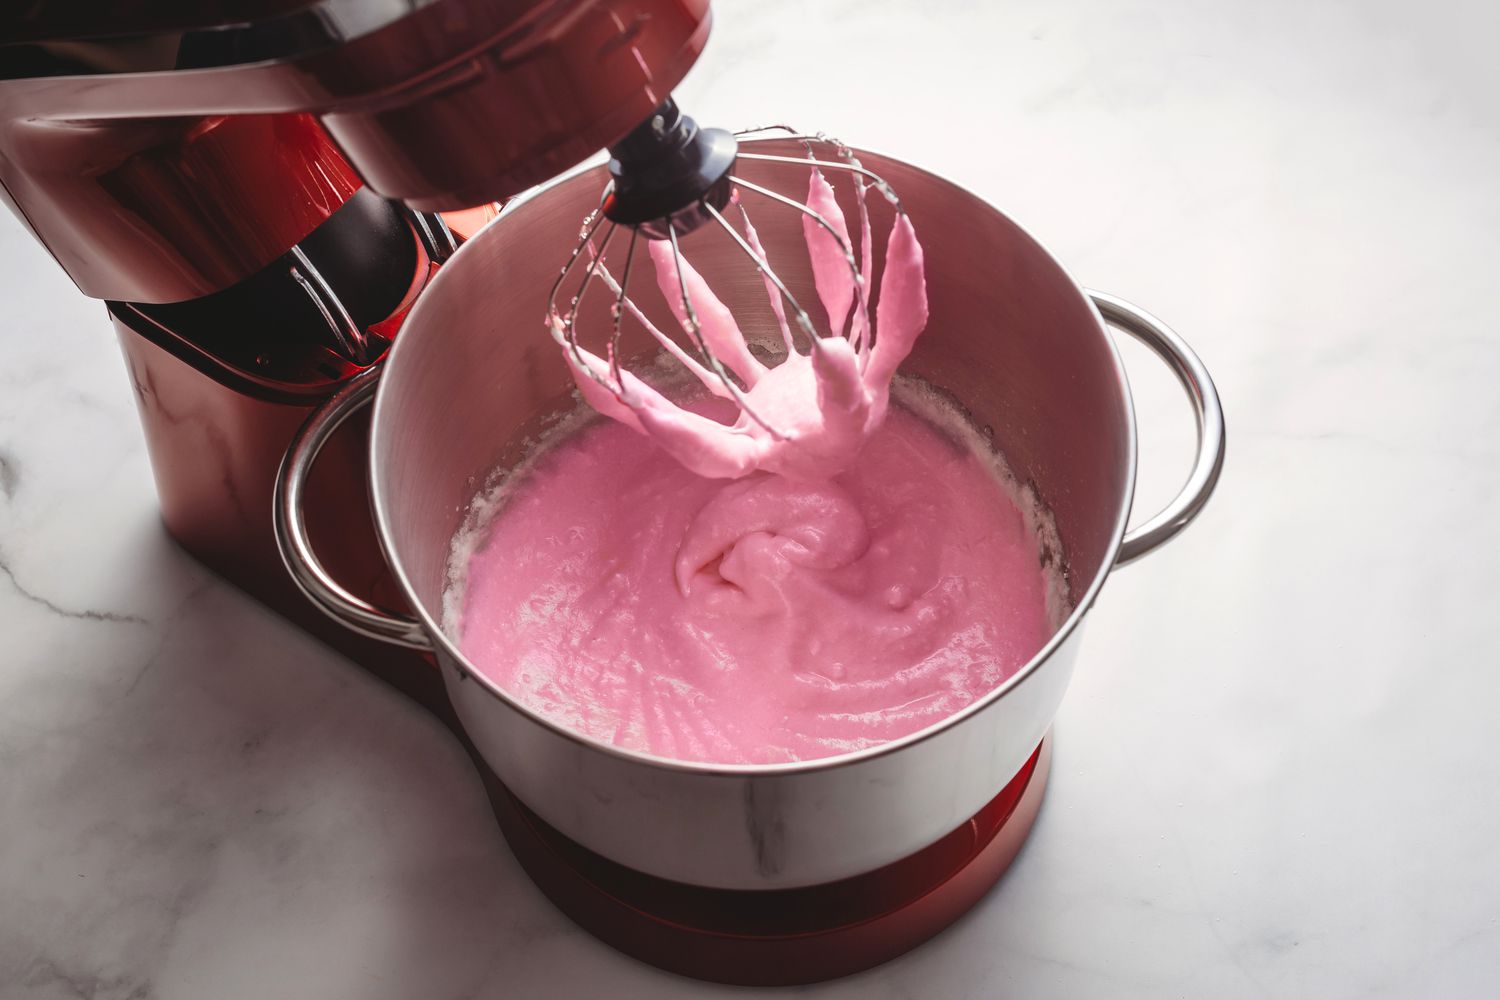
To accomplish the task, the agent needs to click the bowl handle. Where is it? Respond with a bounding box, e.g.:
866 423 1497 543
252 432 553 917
273 366 433 650
1088 290 1226 566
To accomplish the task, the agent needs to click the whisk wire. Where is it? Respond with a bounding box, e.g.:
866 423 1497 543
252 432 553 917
608 226 639 387
731 175 868 342
571 220 617 323
665 222 785 438
701 200 820 354
736 152 903 212
848 167 876 359
549 209 613 384
547 208 605 317
584 244 727 395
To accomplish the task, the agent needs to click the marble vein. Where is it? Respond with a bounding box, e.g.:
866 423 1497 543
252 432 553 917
0 557 148 626
0 448 18 499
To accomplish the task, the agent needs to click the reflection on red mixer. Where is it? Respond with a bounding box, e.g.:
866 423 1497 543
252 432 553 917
442 204 504 242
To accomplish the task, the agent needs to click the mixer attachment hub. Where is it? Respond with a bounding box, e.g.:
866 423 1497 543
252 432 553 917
604 98 737 239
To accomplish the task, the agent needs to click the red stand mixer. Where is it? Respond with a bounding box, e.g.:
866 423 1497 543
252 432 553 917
1 2 1225 986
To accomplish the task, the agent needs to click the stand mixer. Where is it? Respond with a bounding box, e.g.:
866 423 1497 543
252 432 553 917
0 1 1132 985
0 0 713 711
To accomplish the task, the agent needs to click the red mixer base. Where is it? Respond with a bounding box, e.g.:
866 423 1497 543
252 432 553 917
487 738 1051 987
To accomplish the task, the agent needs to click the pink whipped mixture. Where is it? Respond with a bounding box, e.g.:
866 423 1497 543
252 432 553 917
449 166 1062 764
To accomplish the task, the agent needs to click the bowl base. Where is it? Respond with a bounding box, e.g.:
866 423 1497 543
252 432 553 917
487 737 1051 986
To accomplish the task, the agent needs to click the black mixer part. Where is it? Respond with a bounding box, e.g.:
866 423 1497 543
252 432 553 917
117 189 442 391
603 98 737 239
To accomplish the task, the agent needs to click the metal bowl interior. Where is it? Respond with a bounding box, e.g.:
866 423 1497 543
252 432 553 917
364 139 1136 887
370 138 1134 772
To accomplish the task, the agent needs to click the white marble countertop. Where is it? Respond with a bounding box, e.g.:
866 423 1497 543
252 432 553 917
3 1 1497 997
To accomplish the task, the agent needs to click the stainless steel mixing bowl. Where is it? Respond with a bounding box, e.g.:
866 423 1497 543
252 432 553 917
275 138 1224 889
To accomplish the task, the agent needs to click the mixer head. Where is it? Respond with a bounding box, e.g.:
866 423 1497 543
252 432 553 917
550 111 910 449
